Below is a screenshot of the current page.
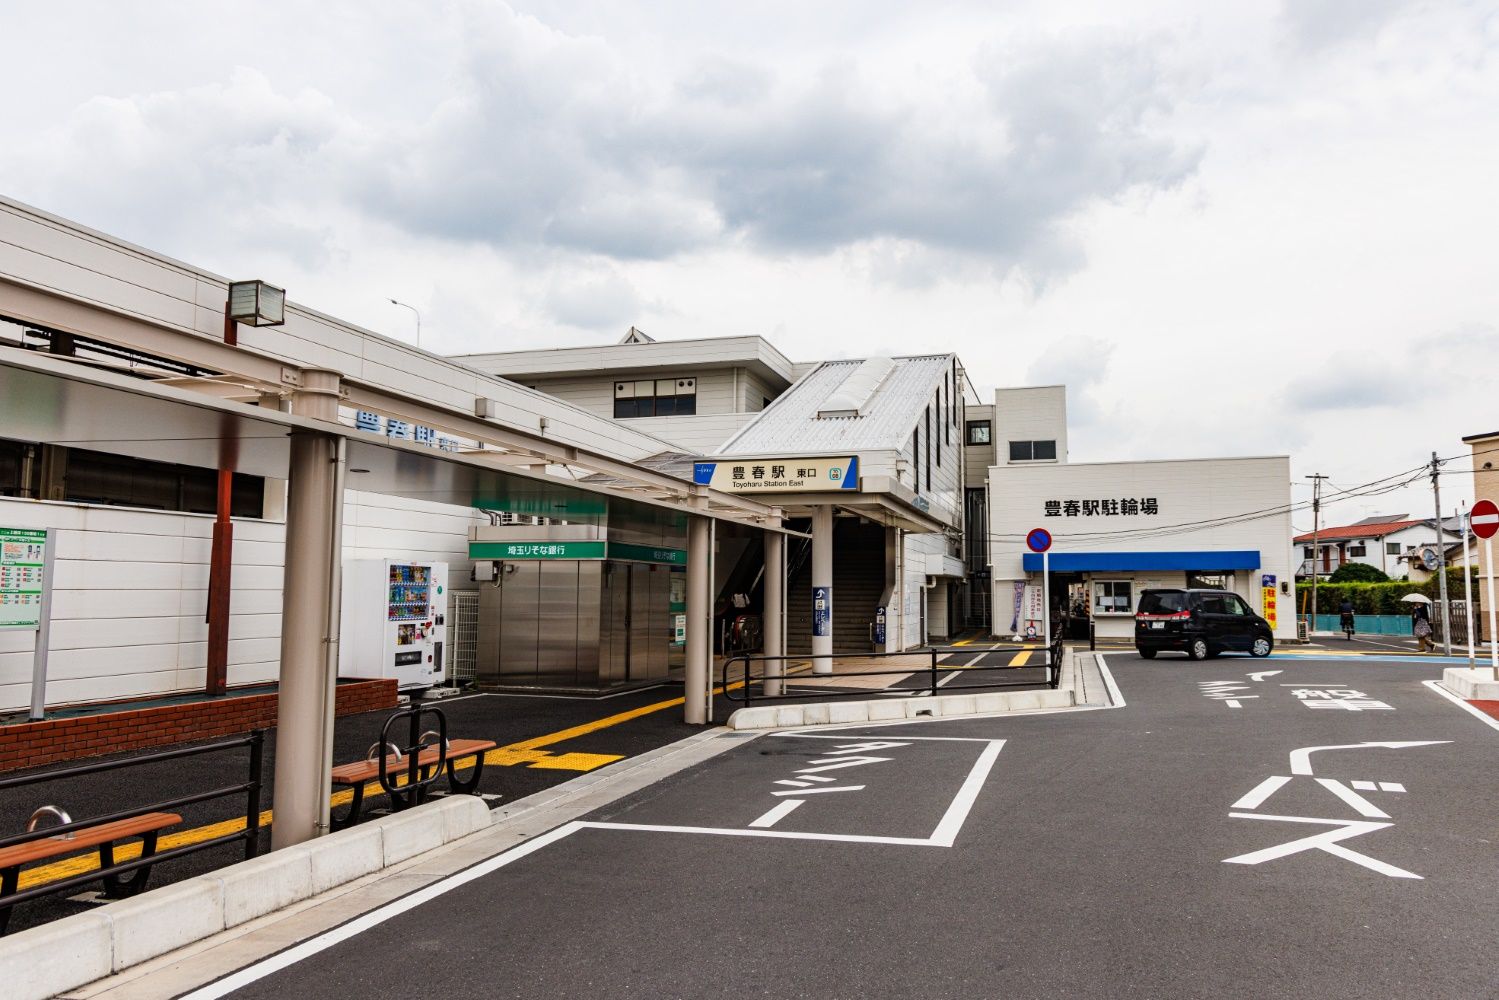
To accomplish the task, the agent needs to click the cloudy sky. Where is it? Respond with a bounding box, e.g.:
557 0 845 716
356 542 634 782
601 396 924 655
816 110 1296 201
3 0 1495 529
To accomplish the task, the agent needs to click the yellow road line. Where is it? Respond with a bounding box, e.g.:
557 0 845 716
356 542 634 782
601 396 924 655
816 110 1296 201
18 679 751 892
1010 650 1032 667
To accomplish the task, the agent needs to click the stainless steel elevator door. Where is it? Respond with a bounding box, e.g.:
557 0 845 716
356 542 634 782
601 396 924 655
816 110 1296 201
504 562 540 683
537 561 579 686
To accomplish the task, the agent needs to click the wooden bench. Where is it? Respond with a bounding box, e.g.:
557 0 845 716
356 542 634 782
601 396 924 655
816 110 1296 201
329 739 496 830
0 812 181 933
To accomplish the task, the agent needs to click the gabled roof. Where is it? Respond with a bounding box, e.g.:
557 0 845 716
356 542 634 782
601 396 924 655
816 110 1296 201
716 354 955 456
1293 518 1431 544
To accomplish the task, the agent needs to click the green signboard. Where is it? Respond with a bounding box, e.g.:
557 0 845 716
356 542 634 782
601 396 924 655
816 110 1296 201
0 527 49 630
607 542 687 565
469 540 607 560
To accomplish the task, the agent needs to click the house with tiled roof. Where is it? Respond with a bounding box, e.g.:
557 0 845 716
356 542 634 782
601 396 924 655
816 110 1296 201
1293 514 1461 580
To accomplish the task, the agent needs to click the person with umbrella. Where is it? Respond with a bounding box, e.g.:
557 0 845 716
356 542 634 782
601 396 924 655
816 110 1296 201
1405 594 1435 652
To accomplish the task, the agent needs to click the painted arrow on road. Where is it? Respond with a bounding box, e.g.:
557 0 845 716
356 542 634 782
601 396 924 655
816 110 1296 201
1248 670 1282 682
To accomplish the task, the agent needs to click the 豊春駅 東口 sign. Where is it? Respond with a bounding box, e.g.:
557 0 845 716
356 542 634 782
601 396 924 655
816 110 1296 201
0 526 48 630
692 457 859 494
1044 497 1159 518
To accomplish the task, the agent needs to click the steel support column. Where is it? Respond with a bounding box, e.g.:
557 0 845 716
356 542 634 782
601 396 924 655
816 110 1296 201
811 505 834 674
685 515 712 724
271 369 344 849
205 468 234 696
763 526 785 696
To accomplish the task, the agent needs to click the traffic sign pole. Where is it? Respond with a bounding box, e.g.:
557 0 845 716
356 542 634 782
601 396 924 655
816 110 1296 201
1488 536 1497 680
1462 504 1475 668
1026 528 1053 648
1471 498 1499 679
1041 547 1050 649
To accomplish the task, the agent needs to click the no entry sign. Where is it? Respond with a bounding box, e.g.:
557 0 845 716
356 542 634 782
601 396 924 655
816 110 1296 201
1026 528 1052 554
1472 498 1499 540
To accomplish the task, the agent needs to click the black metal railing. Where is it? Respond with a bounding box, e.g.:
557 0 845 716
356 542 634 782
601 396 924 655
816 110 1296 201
0 730 264 932
723 635 1065 707
377 703 450 811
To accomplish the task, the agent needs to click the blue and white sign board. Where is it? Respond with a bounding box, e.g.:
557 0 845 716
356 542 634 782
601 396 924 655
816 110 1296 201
693 457 859 495
813 586 832 637
874 605 887 646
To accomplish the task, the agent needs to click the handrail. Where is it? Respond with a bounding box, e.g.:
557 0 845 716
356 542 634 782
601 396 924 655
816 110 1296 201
0 729 265 934
724 636 1066 705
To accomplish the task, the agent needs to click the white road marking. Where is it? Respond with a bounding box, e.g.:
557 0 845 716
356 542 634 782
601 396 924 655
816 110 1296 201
1379 782 1405 793
1226 699 1243 709
1289 741 1449 776
1247 670 1282 681
831 742 911 753
582 821 937 846
1231 775 1292 810
796 755 892 775
1422 679 1499 732
775 779 814 788
772 785 865 796
928 739 1005 847
1351 780 1377 791
749 799 804 828
185 734 1011 995
180 820 591 1000
1223 813 1420 879
1315 778 1390 818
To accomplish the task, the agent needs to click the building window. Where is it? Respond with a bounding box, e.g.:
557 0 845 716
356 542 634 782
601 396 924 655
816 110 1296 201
1093 580 1133 615
1303 546 1314 559
1347 544 1367 558
613 378 697 418
935 392 941 468
1386 542 1401 556
0 438 265 517
1186 571 1234 590
925 406 932 488
1009 440 1057 462
966 421 991 445
912 425 920 492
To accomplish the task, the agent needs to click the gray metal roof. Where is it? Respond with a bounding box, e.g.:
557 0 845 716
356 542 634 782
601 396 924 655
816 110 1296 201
717 354 954 455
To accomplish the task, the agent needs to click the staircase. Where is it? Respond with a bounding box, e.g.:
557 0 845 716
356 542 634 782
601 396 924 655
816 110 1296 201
786 519 887 654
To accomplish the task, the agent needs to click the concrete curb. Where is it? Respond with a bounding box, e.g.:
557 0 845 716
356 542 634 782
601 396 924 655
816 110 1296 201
0 795 491 1000
1440 667 1499 700
725 686 1074 730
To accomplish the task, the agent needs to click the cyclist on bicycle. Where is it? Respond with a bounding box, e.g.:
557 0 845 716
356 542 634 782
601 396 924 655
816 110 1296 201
1338 598 1356 640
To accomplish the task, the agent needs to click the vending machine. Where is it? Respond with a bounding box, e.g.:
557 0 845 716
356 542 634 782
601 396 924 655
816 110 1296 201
339 559 448 690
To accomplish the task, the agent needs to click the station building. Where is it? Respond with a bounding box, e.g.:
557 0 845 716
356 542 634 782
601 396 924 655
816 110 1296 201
0 193 1298 740
968 386 1296 642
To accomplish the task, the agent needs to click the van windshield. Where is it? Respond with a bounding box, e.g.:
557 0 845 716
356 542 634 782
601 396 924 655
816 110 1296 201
1138 592 1187 614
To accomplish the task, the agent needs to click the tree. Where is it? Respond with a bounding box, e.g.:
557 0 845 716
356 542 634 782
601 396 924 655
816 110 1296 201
1329 563 1389 583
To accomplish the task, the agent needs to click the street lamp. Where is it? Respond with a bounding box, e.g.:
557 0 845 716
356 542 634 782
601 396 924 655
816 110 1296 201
389 298 421 349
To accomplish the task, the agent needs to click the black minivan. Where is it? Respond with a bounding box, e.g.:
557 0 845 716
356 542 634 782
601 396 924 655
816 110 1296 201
1134 588 1274 660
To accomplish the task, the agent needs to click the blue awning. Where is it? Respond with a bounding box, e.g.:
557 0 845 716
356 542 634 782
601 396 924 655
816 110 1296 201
1021 550 1261 573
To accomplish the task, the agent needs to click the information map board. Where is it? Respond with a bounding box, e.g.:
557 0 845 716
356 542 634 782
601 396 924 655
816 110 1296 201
0 527 49 630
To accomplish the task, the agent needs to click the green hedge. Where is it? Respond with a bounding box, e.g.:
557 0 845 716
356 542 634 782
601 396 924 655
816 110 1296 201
1296 568 1480 615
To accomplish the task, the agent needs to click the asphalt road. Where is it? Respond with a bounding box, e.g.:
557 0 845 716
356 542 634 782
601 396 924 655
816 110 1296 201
212 652 1499 999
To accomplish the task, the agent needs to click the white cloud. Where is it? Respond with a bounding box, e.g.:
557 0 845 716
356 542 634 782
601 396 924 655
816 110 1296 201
0 0 1493 521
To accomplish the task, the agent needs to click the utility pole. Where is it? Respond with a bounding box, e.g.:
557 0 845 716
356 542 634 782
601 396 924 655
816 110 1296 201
1307 474 1328 638
1431 452 1451 655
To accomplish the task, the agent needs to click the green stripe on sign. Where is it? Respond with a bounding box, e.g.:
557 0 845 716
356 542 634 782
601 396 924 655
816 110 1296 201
468 541 607 560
